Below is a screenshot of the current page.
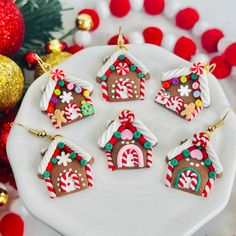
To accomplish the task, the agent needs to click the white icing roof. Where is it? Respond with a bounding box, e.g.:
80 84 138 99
96 48 149 78
161 65 210 107
167 138 223 174
98 114 158 148
38 137 93 175
40 74 94 111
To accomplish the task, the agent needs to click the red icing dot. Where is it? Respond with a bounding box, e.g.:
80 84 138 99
79 9 100 31
109 0 131 17
66 44 84 54
173 36 197 60
175 8 200 30
201 29 224 53
47 106 54 113
144 0 165 15
223 43 236 66
210 56 231 79
108 34 129 45
163 81 170 89
143 27 163 46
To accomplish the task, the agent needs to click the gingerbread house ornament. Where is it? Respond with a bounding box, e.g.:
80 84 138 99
38 137 94 198
40 69 95 129
98 110 157 170
96 48 150 102
154 62 211 121
165 132 223 197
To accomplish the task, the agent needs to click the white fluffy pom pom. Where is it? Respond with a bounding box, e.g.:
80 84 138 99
95 0 110 18
162 34 177 52
128 31 144 44
192 21 210 37
164 1 181 19
130 0 144 11
231 67 236 77
217 37 235 53
10 198 29 217
191 53 210 63
73 31 92 47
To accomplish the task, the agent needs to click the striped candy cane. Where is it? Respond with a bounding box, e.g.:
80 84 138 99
178 170 198 191
146 148 153 168
115 80 133 99
105 150 115 170
166 163 174 187
140 77 146 100
166 96 183 113
44 177 56 199
64 103 82 122
187 106 203 121
202 178 215 198
101 81 109 101
178 172 187 188
60 171 80 193
122 149 139 167
85 164 94 187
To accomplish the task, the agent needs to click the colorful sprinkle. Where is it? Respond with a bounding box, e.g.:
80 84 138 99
57 142 64 149
47 106 54 113
171 78 179 85
110 65 115 71
119 55 125 60
183 149 190 157
83 90 90 98
204 159 212 166
54 89 61 96
51 158 57 164
180 76 187 83
67 83 74 90
192 82 199 89
51 97 58 104
209 171 216 179
105 143 113 150
138 73 144 78
144 141 151 149
70 152 76 159
163 81 170 89
170 159 178 167
75 86 82 93
80 159 87 166
191 73 199 81
101 75 107 81
130 65 136 71
81 100 86 105
133 131 141 139
43 171 50 178
58 80 64 87
195 99 202 107
193 91 200 98
114 131 121 139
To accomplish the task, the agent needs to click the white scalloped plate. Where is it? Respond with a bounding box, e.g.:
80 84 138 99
7 44 236 236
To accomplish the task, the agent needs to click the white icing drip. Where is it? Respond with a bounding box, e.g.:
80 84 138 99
97 48 149 78
38 137 93 175
40 73 94 111
162 66 191 81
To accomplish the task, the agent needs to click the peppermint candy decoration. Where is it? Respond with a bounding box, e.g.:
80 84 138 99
51 69 65 81
116 62 129 75
192 132 209 148
119 110 135 124
191 62 205 75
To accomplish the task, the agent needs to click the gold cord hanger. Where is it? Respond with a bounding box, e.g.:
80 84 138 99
203 63 216 73
34 54 52 77
116 26 128 51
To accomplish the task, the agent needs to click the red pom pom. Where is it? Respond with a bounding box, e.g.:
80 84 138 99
210 56 231 79
109 0 130 17
143 27 163 46
0 213 24 236
201 29 224 53
79 9 100 31
223 43 236 66
144 0 165 15
108 34 129 45
175 8 200 30
173 36 197 60
66 45 84 54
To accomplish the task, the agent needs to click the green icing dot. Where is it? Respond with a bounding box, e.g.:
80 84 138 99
180 76 187 83
209 171 216 179
101 75 107 81
43 171 50 178
170 159 178 167
80 159 87 166
119 55 125 60
51 158 57 164
191 73 199 81
204 159 212 166
182 149 190 157
57 142 64 149
70 152 76 159
110 65 115 71
138 73 144 78
105 143 113 150
144 141 151 149
58 80 64 87
197 146 203 150
114 131 121 139
133 131 141 139
130 65 136 71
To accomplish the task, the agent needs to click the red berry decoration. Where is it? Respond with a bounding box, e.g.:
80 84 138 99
210 55 231 79
175 8 200 30
66 45 84 54
0 213 24 236
109 0 131 17
79 9 100 31
201 29 224 53
24 51 38 70
174 36 197 61
143 27 163 46
223 43 236 66
108 34 129 45
144 0 165 15
0 0 25 57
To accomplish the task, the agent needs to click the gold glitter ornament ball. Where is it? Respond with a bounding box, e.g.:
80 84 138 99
34 52 71 79
0 55 24 111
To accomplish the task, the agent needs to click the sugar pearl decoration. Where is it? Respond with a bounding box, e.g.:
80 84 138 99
191 53 210 63
95 0 110 18
73 30 92 47
164 1 181 19
192 21 209 37
217 37 235 53
130 0 144 11
10 198 29 217
129 31 144 44
162 33 177 51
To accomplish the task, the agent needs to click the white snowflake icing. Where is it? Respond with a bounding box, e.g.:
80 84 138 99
57 151 72 166
177 85 192 96
60 91 73 104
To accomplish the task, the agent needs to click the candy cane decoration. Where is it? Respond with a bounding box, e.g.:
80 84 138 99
166 96 183 113
115 80 133 99
85 164 94 187
178 172 187 188
191 62 205 75
140 77 146 100
60 171 81 193
105 150 115 171
154 87 171 105
202 178 215 198
187 106 203 121
101 81 109 101
192 132 209 148
121 149 139 167
146 148 153 168
64 103 82 122
177 170 198 191
166 163 174 187
116 62 129 75
48 112 61 129
44 177 56 199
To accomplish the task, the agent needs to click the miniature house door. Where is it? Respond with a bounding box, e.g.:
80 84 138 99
117 144 144 168
60 171 81 193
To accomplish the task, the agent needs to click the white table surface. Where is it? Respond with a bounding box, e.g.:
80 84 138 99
3 0 236 235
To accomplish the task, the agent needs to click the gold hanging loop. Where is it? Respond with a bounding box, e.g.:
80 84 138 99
203 63 216 74
116 27 128 51
35 54 52 75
